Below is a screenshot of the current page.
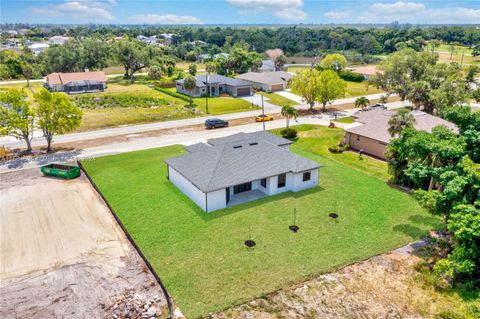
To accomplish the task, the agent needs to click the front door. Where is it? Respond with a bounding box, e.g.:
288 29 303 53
226 187 230 203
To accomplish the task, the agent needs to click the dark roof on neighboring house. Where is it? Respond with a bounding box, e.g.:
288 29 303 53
165 132 319 192
176 74 252 88
46 71 107 85
235 71 293 85
345 109 459 143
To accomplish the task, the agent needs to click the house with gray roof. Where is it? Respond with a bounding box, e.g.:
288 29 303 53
165 132 320 212
235 71 293 92
175 74 253 97
344 109 458 159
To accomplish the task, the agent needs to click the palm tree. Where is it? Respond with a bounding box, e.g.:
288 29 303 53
354 96 370 111
388 109 416 137
281 105 299 130
407 81 430 110
183 75 197 106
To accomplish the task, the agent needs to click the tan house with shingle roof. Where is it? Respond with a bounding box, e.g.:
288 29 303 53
235 71 293 92
351 65 383 80
46 71 107 94
344 109 458 159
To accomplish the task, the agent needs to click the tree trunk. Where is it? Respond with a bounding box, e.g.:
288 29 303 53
309 101 314 111
323 102 327 112
46 135 53 152
286 118 289 130
129 70 135 83
26 78 30 88
23 135 32 152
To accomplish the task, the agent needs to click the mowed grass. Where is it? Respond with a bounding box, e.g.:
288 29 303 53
192 96 258 114
258 91 298 107
82 127 439 318
345 81 384 97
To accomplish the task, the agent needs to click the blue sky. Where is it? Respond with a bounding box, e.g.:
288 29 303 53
1 1 479 25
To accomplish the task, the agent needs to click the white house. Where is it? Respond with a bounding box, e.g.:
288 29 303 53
165 132 321 212
27 43 49 55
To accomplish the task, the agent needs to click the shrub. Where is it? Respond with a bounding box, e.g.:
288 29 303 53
281 128 297 139
339 70 364 82
328 142 350 154
155 87 191 102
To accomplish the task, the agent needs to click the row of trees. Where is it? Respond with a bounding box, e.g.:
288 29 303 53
371 49 479 114
386 106 479 287
6 25 478 56
0 89 82 152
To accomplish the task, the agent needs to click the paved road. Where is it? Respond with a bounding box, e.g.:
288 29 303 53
0 93 281 148
0 116 345 173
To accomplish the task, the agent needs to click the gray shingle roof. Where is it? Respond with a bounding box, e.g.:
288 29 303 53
176 74 252 88
165 132 320 192
235 71 293 85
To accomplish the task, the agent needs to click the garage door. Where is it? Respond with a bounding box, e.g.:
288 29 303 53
236 87 251 96
270 84 284 92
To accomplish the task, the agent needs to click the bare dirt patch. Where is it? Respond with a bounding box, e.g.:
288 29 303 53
0 169 168 318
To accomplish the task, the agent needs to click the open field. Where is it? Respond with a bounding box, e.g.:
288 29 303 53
0 169 167 318
74 84 256 131
82 127 438 318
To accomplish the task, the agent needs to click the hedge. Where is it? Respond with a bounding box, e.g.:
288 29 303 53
155 87 191 102
339 70 365 82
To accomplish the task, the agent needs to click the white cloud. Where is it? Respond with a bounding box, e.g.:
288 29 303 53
324 11 352 20
359 1 480 24
369 1 425 14
30 0 115 21
131 14 203 25
226 0 306 21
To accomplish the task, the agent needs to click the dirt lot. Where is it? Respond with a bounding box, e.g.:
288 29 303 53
0 169 168 318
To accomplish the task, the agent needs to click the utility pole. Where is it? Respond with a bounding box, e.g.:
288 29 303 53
460 49 465 69
205 69 209 114
261 93 265 131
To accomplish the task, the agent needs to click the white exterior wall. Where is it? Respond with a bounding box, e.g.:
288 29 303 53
292 169 319 192
206 189 226 212
168 166 206 211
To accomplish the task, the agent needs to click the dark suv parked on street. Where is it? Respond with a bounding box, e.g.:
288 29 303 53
205 118 229 129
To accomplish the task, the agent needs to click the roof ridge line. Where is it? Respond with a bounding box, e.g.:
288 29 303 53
204 142 228 191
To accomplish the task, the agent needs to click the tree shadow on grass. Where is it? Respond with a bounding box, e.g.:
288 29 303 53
408 214 442 227
392 224 426 240
194 186 325 222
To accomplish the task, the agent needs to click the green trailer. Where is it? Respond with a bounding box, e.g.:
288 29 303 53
41 163 81 179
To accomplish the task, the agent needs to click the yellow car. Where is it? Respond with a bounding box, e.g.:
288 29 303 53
255 114 274 122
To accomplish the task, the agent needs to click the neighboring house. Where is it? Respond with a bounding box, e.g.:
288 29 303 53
175 74 253 97
259 60 275 72
48 35 70 45
165 132 321 212
46 71 107 94
137 35 158 45
235 71 293 92
344 109 458 159
27 43 49 55
350 65 382 80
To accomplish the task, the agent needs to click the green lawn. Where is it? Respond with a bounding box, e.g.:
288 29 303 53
258 91 298 107
192 95 258 114
334 116 355 124
82 126 439 318
345 81 384 98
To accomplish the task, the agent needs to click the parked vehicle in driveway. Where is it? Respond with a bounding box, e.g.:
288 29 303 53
205 118 229 129
255 114 274 122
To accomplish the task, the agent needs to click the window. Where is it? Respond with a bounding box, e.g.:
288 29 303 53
233 182 252 194
277 173 286 188
357 135 360 141
260 178 267 188
303 171 311 182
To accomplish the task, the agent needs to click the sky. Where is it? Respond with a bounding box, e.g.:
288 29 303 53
1 0 479 25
